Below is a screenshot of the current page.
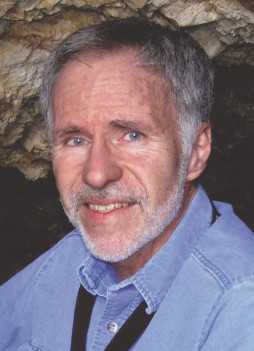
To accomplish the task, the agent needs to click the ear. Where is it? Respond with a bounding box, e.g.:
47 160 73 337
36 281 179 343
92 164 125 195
186 122 212 182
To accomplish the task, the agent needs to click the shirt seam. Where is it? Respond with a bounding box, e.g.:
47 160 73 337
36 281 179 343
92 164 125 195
30 342 49 351
197 275 254 350
192 248 231 288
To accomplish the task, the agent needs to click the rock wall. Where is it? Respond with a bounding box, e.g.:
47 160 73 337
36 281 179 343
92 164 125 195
0 0 254 283
0 0 254 180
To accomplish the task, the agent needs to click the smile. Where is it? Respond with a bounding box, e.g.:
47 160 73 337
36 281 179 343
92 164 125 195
88 203 129 213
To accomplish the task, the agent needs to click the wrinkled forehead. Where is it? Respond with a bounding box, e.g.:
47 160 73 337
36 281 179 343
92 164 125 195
54 47 172 96
52 48 176 115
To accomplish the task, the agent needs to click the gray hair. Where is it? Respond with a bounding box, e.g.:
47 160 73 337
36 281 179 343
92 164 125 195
40 18 214 160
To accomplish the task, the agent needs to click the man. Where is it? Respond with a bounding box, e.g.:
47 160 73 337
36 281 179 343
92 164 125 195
1 18 254 351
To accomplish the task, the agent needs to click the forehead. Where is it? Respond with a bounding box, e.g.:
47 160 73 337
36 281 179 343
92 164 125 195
54 50 165 92
52 50 177 128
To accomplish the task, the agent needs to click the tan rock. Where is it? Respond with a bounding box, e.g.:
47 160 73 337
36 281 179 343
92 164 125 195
160 0 219 27
102 2 137 18
0 0 17 17
0 0 253 180
189 26 226 58
70 0 116 7
124 0 147 11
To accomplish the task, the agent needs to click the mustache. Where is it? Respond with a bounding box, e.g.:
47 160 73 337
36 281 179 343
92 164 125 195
69 183 146 208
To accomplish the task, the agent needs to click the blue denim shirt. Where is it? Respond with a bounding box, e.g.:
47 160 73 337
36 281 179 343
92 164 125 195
1 186 254 351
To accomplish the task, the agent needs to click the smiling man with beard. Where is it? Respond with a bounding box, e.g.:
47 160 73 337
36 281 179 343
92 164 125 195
1 18 254 351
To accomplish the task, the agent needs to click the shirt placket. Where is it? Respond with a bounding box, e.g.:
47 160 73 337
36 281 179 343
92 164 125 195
88 287 142 351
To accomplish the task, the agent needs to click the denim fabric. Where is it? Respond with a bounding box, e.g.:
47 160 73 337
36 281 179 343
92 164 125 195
1 186 254 351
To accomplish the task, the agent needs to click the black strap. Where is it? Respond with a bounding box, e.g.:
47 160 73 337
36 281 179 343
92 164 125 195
210 199 220 226
71 285 96 351
104 301 155 351
71 285 155 351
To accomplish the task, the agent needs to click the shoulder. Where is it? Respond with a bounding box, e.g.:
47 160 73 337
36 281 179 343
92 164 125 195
0 230 87 315
0 230 86 350
187 204 254 349
1 230 85 290
192 201 254 288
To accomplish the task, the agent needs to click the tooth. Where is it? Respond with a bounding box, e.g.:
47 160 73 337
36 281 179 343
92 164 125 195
88 203 129 212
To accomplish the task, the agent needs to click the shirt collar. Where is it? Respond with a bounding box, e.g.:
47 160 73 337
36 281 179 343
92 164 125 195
78 185 213 312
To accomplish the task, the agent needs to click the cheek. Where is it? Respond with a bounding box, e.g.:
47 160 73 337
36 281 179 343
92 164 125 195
129 153 178 200
52 153 84 199
145 155 180 198
52 162 68 201
53 148 86 174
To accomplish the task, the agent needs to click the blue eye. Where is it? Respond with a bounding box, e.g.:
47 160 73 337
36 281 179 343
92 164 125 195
67 137 85 146
124 131 143 141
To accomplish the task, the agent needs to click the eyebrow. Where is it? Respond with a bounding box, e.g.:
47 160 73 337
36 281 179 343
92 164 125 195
111 119 143 130
54 126 85 140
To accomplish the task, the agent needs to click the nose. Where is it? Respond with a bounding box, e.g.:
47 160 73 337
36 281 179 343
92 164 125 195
82 140 123 189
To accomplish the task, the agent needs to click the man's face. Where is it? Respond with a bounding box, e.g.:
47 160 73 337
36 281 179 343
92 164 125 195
52 51 187 263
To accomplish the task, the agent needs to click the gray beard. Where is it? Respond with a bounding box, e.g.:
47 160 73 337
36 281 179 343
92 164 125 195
62 159 187 263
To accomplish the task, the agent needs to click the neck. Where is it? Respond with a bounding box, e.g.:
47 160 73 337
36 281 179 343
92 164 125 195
113 182 197 281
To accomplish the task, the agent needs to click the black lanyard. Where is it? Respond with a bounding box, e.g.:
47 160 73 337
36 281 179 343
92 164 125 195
210 199 220 226
71 200 220 351
71 285 155 351
71 285 96 351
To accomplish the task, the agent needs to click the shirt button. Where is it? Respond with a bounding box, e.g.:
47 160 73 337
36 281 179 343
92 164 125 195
107 321 118 334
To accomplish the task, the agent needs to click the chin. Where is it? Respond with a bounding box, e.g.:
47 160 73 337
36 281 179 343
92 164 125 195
79 228 140 263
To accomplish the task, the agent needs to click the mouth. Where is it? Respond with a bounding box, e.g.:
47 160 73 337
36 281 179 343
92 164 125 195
87 202 129 213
